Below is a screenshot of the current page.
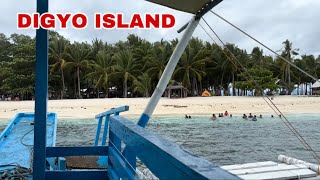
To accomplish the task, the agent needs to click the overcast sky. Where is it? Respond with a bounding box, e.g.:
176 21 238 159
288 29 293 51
1 0 319 56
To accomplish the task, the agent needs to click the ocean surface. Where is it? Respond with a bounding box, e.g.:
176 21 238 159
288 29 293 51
1 114 319 166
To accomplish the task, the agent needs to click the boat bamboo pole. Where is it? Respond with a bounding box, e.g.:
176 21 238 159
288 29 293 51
137 16 199 128
278 155 319 174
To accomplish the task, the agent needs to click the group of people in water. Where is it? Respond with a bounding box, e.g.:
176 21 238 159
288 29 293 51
242 113 261 121
186 111 280 121
211 111 231 120
210 111 280 121
242 113 281 120
185 115 192 119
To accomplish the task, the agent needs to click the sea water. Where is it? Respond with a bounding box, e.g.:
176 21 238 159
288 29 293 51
0 114 319 166
146 114 320 165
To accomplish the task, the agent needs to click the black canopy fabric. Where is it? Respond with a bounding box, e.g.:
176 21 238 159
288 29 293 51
145 0 213 14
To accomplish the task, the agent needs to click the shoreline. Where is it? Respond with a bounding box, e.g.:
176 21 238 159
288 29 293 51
0 96 319 120
2 113 318 121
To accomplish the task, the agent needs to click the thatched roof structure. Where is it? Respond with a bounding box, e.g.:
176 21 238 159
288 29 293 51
165 83 188 99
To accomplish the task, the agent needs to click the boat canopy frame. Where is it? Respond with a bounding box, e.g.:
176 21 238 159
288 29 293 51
32 0 223 179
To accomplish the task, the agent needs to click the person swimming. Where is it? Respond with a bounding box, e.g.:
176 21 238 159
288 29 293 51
252 115 257 121
211 114 217 120
259 115 263 118
218 113 223 117
248 113 253 118
243 114 248 119
230 114 233 118
188 116 192 119
224 111 229 117
271 115 274 118
185 115 188 119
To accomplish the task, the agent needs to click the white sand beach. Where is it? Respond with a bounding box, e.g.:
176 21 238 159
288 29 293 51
0 96 319 119
0 96 320 119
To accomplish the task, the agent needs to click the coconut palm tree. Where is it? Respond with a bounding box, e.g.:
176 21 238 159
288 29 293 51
250 47 264 67
112 49 139 98
144 43 172 80
303 55 320 79
133 40 152 71
203 43 222 91
301 55 320 94
64 42 92 98
92 38 104 56
282 39 299 87
86 50 114 97
317 56 320 78
133 73 152 97
174 38 210 96
220 44 242 96
49 36 69 98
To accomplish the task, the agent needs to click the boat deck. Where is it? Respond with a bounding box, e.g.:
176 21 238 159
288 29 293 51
0 113 57 169
222 161 320 180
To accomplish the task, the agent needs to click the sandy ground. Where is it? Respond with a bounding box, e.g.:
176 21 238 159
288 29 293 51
0 96 319 119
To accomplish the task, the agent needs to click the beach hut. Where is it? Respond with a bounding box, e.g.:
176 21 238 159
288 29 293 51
311 80 320 95
275 79 289 95
165 84 188 99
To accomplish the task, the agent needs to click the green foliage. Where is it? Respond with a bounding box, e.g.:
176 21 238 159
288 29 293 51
49 35 70 98
133 73 152 97
174 38 210 96
86 50 114 96
238 67 279 95
0 32 318 99
144 42 172 81
0 34 35 99
112 49 139 98
64 42 92 98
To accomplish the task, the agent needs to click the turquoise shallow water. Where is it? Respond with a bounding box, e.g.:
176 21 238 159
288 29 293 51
1 114 319 166
146 114 320 165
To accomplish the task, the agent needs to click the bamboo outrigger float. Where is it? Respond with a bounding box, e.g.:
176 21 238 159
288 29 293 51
1 0 319 179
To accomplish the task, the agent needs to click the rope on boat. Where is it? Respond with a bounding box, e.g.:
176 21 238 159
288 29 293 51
20 128 34 172
200 17 320 164
20 129 33 147
0 163 31 179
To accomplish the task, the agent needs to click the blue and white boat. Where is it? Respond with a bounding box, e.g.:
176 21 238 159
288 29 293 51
1 0 320 179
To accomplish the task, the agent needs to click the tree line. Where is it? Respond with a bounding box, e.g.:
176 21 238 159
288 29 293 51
0 32 319 100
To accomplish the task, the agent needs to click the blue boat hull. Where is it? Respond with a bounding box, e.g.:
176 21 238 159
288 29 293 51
0 113 57 170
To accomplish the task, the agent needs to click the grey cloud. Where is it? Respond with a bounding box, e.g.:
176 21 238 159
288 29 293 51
1 0 319 55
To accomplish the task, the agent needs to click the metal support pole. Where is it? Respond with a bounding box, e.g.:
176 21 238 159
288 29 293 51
137 16 199 128
33 0 49 179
